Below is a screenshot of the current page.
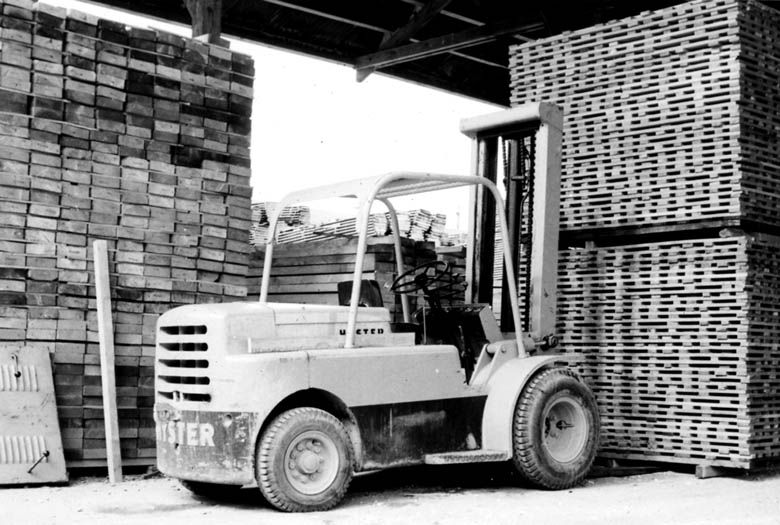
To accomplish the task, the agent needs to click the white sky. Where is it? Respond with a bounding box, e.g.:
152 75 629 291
48 1 499 230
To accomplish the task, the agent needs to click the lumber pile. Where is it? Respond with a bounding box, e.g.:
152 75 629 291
508 0 780 469
0 0 253 465
249 206 447 246
249 202 309 246
510 0 747 233
248 238 465 322
558 235 780 467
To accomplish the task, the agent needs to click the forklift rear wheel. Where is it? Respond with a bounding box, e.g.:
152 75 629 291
256 407 354 512
512 367 599 489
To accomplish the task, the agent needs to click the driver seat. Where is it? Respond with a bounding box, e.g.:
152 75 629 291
337 280 384 307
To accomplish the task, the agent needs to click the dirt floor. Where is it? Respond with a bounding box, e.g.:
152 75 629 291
3 464 780 525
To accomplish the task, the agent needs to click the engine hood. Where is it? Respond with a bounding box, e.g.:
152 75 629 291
157 302 393 353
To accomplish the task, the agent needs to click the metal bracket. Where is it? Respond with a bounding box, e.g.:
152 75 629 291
11 353 21 379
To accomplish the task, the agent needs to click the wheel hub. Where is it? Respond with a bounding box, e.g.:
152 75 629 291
542 395 588 463
297 451 320 474
284 431 339 495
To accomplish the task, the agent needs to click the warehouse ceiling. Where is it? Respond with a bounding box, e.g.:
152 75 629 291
86 0 772 106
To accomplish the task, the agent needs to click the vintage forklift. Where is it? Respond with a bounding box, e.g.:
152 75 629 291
154 102 599 512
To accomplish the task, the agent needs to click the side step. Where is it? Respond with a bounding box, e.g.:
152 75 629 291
424 450 509 465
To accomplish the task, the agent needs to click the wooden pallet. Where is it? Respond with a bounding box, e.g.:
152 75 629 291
0 0 254 465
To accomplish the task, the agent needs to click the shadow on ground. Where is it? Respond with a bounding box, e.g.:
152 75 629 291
179 463 523 509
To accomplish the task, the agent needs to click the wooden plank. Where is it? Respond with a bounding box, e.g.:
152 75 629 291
695 465 730 479
93 239 122 482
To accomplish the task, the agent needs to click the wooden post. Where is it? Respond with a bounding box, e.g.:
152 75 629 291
184 0 226 45
93 240 123 483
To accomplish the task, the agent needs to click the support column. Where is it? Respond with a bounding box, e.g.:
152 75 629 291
184 0 227 46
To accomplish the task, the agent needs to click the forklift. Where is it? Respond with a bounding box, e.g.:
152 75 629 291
154 102 599 512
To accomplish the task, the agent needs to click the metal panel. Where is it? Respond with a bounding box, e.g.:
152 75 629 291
0 347 68 485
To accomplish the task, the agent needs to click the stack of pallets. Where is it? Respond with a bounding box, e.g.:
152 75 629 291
509 0 780 469
510 0 745 233
0 0 254 465
557 235 780 467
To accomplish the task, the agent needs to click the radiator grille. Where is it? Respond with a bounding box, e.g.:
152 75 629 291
157 324 212 403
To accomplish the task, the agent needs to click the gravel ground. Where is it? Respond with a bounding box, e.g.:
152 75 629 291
2 465 779 525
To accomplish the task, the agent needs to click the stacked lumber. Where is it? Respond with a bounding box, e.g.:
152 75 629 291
250 207 448 246
275 216 378 244
508 0 780 469
557 235 780 468
394 210 447 241
738 1 780 225
249 203 310 246
0 0 254 465
509 0 746 232
248 238 465 322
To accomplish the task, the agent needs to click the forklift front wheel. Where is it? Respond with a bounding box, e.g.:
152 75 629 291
512 367 599 489
256 407 354 512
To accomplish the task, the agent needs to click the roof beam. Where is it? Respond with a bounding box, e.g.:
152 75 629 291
259 0 507 70
399 0 483 27
357 0 453 82
355 19 532 72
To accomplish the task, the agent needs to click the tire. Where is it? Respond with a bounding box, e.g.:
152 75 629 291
180 480 242 500
512 367 599 489
256 407 354 512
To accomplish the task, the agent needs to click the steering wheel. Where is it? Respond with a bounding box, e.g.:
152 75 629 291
390 260 451 295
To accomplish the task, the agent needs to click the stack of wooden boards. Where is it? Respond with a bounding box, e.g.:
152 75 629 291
249 202 309 246
248 238 465 322
250 205 448 246
509 0 780 469
558 236 780 468
0 0 254 466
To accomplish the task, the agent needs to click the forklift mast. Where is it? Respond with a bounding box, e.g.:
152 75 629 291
460 103 563 346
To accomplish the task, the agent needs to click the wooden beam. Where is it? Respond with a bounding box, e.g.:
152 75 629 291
355 19 533 71
261 0 388 33
357 0 453 82
94 240 123 483
260 0 508 70
184 0 224 45
399 0 483 26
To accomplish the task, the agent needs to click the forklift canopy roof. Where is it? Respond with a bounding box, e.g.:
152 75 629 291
272 171 473 210
260 172 524 353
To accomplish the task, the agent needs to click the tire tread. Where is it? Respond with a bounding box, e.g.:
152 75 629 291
256 407 353 512
512 367 598 490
